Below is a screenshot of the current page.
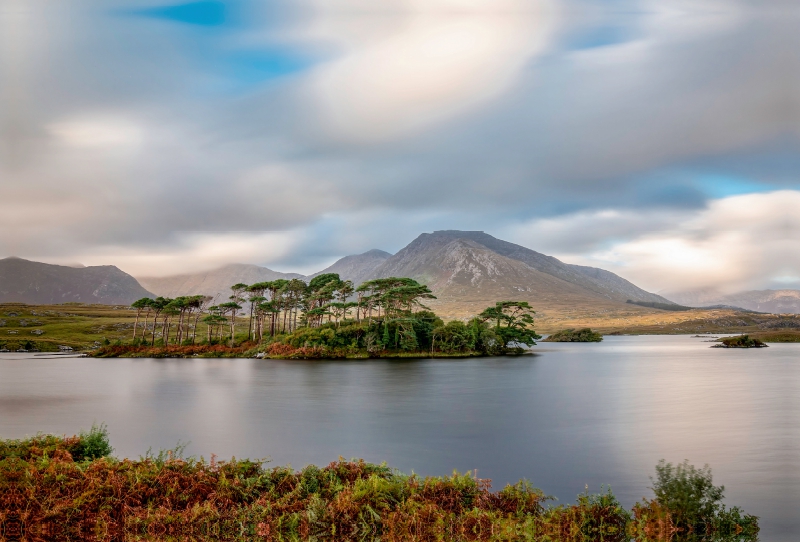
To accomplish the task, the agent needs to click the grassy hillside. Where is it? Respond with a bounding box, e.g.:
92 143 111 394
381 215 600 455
0 303 138 352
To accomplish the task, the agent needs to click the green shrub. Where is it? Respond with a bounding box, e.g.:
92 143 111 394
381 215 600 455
648 460 737 531
72 423 113 461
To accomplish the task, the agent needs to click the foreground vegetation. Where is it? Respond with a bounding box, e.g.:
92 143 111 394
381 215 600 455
0 428 758 541
543 329 603 343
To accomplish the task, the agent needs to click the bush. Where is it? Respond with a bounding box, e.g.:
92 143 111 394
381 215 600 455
641 459 758 535
650 460 723 528
432 321 475 353
72 423 114 461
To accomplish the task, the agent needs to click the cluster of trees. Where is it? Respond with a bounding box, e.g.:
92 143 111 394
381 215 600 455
131 274 541 354
277 300 541 355
130 274 445 348
131 295 212 347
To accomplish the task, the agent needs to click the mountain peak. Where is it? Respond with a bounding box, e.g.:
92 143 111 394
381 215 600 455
430 230 485 237
360 249 392 258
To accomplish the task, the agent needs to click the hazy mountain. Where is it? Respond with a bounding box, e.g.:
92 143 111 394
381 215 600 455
313 249 392 284
138 264 303 301
0 257 153 305
666 289 800 314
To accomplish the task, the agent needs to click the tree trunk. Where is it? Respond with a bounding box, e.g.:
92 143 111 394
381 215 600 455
133 309 141 341
142 310 151 345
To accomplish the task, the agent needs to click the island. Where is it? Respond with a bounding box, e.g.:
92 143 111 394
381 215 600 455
92 276 543 358
713 335 768 348
542 328 603 342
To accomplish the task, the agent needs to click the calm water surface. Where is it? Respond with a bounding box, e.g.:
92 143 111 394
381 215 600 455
1 336 798 540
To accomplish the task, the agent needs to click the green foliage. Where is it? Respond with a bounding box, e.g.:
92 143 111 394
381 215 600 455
432 320 475 352
649 460 727 530
477 301 541 353
544 328 604 342
717 335 768 348
72 422 114 461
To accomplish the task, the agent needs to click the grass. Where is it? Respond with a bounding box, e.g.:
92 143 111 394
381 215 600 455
0 302 137 352
0 431 759 541
747 331 800 343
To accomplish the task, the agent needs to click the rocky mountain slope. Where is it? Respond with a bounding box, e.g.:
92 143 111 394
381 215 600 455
355 231 673 318
0 257 153 305
138 264 303 301
666 289 800 314
397 231 671 304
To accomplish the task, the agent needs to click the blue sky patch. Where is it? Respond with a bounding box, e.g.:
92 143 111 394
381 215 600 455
135 1 227 26
566 24 632 50
226 49 314 82
693 173 773 198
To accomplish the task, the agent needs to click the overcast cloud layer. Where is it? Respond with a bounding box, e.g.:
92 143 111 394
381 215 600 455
1 0 798 292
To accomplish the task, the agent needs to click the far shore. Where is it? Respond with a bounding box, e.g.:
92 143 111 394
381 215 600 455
2 300 799 356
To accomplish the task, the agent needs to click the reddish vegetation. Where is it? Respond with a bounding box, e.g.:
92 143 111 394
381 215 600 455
93 343 256 358
1 435 758 542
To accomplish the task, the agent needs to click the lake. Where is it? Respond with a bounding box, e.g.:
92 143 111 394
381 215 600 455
1 335 797 540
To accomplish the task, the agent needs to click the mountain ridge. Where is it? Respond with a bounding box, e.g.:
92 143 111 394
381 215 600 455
0 257 153 305
665 288 800 314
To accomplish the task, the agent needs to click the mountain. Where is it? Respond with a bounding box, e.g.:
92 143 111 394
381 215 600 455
0 257 153 305
665 289 800 314
137 264 303 301
312 249 392 284
333 230 674 319
369 231 670 302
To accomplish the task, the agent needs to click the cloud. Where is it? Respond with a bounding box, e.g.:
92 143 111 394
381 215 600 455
510 191 800 293
0 0 798 293
48 116 144 148
47 231 301 277
306 0 554 141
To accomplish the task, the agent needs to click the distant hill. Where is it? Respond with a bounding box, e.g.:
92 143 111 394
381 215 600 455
0 257 153 305
138 264 303 301
665 289 800 314
312 249 392 284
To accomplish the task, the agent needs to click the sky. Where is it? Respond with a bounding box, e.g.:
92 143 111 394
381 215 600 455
1 0 798 294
